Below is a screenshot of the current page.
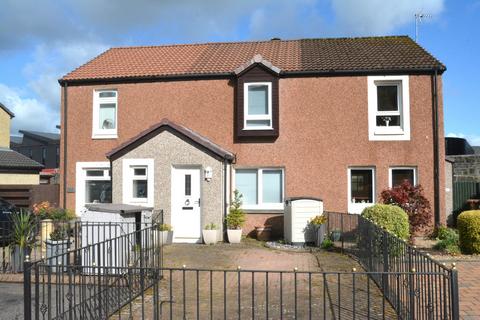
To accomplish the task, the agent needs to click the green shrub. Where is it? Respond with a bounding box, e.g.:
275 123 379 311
433 227 460 254
458 210 480 254
361 204 410 240
157 223 172 231
321 238 333 250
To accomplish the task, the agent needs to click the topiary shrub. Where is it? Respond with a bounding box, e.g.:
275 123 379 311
457 210 480 254
361 204 410 240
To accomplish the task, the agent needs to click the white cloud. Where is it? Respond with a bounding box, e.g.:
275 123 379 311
0 84 58 134
330 0 444 35
447 133 480 146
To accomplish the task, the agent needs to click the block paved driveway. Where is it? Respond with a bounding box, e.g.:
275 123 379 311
456 261 480 320
117 241 396 319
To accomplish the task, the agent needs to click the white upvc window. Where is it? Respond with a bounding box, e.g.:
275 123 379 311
389 167 417 188
243 82 273 130
348 167 375 214
122 159 154 207
234 168 284 210
75 162 112 215
368 75 410 141
92 90 118 139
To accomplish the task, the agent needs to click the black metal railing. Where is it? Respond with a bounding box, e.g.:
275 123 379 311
24 222 163 320
25 264 453 320
0 218 155 273
326 211 460 320
22 211 460 320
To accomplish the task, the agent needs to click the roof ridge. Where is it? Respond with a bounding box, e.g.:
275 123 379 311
108 35 412 51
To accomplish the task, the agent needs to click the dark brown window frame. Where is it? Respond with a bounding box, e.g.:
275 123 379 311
235 64 279 139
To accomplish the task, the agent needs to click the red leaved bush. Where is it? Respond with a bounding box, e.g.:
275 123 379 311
380 181 432 235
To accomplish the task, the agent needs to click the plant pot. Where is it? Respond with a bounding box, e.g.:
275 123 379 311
10 246 31 273
331 230 341 242
45 239 70 272
40 219 54 250
315 224 326 247
255 225 272 241
153 230 173 247
227 229 242 244
202 229 217 245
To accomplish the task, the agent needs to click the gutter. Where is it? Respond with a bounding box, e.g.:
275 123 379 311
58 67 446 86
432 68 440 226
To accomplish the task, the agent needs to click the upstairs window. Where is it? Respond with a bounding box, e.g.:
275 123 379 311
368 76 410 141
93 90 117 139
244 83 272 130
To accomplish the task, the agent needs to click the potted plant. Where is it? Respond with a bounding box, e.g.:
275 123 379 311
202 223 218 245
255 225 272 241
155 223 173 246
310 215 327 247
9 211 36 273
45 225 70 272
226 190 246 244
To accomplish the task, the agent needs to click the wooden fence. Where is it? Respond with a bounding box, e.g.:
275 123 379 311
0 184 59 209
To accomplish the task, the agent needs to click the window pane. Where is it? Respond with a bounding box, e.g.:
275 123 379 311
392 169 415 187
133 168 146 176
235 170 258 205
86 170 104 177
248 85 269 115
246 120 271 127
133 180 148 198
185 174 191 196
376 115 401 127
377 85 398 111
350 170 373 203
99 103 116 129
262 170 283 203
99 91 116 98
85 181 112 203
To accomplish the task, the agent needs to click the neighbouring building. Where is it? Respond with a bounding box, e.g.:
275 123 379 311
0 103 43 185
445 137 480 222
59 36 446 242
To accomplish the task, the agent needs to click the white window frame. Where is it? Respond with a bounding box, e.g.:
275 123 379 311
347 167 376 214
75 162 111 215
233 167 284 210
389 167 417 187
122 159 154 207
368 75 410 141
92 89 118 139
243 82 273 130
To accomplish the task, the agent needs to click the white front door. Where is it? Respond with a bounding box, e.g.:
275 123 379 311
171 167 201 242
348 168 375 214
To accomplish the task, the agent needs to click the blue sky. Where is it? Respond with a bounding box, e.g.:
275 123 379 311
0 0 479 144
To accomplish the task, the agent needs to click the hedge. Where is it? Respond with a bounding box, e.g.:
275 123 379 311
361 204 410 240
458 210 480 254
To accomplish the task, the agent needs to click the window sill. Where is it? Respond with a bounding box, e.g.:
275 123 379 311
92 133 118 140
242 127 273 131
243 209 284 214
370 129 410 141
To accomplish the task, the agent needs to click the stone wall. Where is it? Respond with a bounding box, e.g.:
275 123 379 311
448 155 480 182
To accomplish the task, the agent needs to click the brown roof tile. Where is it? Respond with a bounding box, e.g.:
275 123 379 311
62 36 445 82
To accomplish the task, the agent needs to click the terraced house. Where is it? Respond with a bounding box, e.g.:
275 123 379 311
59 36 446 242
